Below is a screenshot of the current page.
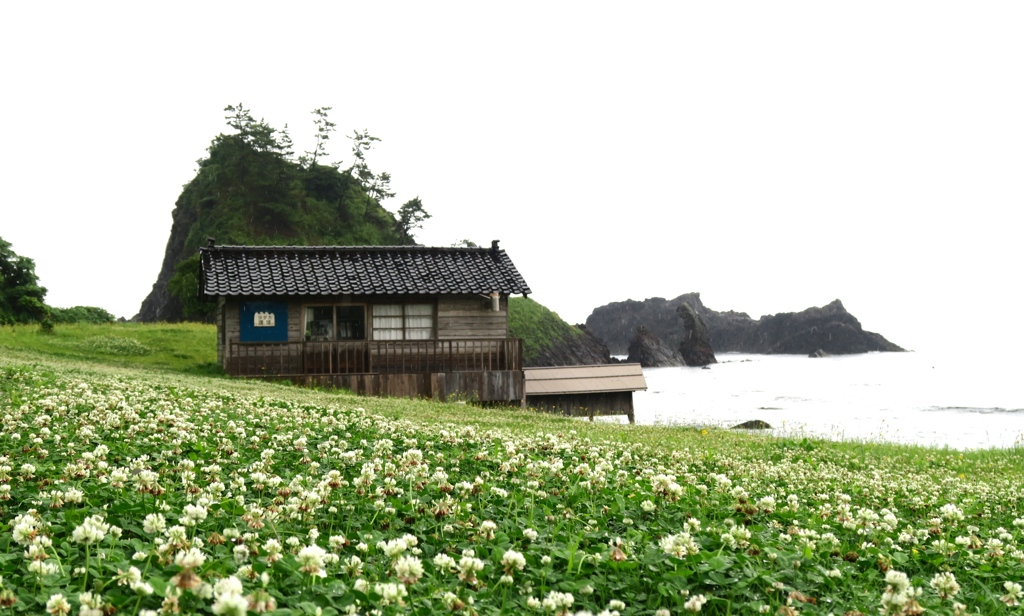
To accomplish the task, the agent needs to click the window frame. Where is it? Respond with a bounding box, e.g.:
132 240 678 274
371 302 436 341
303 303 367 342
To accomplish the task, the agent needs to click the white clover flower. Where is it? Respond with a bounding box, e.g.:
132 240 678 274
115 566 142 586
683 594 708 612
479 520 498 540
640 500 656 512
394 555 424 584
502 549 527 572
77 592 104 616
661 532 700 558
166 525 188 544
72 515 110 545
45 593 71 616
880 570 922 615
213 575 244 598
940 503 965 521
374 582 408 606
433 553 456 571
458 556 486 583
174 547 206 569
232 544 249 563
608 600 626 611
144 513 167 535
930 572 960 599
28 560 58 575
329 535 347 551
211 592 248 616
1001 581 1023 606
885 570 910 593
297 545 328 576
263 539 283 563
524 528 539 541
542 590 574 612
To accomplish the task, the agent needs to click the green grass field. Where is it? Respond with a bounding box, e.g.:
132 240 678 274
0 322 221 375
2 327 1024 615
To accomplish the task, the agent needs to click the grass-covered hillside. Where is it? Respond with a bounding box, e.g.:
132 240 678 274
508 297 583 364
3 345 1024 615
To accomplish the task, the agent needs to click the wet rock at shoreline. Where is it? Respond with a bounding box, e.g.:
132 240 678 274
732 419 773 430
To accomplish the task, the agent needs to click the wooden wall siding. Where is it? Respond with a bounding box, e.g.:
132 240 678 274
526 392 635 424
226 339 522 377
436 295 508 339
216 297 226 367
247 370 524 403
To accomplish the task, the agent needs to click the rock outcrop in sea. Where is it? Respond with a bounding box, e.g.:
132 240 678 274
677 303 718 366
586 294 903 356
626 327 684 367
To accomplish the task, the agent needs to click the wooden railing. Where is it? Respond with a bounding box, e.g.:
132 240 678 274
227 338 523 377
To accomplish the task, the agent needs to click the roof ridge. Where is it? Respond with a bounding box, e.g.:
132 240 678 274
201 245 501 252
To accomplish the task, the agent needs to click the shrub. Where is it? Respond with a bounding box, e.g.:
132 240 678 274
49 305 117 324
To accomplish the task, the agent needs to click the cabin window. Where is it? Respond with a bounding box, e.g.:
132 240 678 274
336 306 365 340
304 305 366 341
372 303 434 340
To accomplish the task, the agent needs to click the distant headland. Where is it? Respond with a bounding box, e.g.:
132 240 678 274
585 293 904 361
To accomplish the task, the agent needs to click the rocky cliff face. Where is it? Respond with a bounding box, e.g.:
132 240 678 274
134 197 197 322
586 294 903 355
626 327 684 367
676 303 718 366
527 325 612 367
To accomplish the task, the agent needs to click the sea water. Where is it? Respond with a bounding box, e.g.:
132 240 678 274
627 351 1024 450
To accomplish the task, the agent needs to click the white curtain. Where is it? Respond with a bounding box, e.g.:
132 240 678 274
372 305 404 340
405 304 433 340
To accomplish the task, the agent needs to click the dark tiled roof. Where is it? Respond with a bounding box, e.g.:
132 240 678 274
200 245 532 297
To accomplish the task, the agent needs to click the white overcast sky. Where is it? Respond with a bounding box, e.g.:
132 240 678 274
2 2 1022 355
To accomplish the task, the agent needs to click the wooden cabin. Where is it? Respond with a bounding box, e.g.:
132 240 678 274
524 363 647 423
200 240 531 403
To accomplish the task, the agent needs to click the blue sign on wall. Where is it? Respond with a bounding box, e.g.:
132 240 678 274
239 301 288 342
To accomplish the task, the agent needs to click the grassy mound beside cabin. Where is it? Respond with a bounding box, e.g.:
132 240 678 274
507 296 583 365
2 347 1024 615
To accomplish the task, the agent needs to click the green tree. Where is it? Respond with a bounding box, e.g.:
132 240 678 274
396 197 432 243
348 129 396 220
167 255 218 321
0 237 48 324
300 107 336 168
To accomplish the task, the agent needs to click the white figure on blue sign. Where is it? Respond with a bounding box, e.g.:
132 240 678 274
253 312 276 327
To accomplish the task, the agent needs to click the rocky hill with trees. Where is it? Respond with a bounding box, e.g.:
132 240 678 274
136 105 430 322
